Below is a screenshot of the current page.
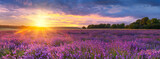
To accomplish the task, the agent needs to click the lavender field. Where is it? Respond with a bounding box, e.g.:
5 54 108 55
0 29 160 59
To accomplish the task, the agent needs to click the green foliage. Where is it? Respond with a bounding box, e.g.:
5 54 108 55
111 24 117 28
82 26 86 29
151 18 159 24
136 19 141 24
157 39 160 41
140 17 149 25
0 48 24 58
128 23 139 29
146 20 151 25
85 17 160 29
87 23 125 29
119 23 125 28
0 49 10 57
127 17 160 29
106 24 111 28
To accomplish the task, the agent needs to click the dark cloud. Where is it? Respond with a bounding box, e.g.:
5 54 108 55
1 0 160 18
136 0 160 6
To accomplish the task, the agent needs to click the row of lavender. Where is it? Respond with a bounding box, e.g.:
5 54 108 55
0 30 160 59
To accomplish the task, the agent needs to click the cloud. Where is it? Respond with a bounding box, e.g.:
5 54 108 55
1 0 160 18
0 5 9 12
0 0 160 26
0 8 136 27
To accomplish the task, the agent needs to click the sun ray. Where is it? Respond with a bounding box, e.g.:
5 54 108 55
15 10 56 42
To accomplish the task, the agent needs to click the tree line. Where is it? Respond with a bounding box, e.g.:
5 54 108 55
82 17 160 29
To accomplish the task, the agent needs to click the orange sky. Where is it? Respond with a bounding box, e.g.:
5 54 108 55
0 8 135 27
1 0 160 27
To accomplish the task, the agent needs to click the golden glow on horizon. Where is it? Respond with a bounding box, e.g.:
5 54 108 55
15 9 135 27
15 27 55 41
34 14 49 27
31 10 51 27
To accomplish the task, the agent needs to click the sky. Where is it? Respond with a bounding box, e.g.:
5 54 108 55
0 0 160 27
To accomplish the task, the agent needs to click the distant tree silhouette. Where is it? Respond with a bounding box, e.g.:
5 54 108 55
106 24 111 28
87 24 95 29
111 24 117 28
128 23 139 29
118 23 125 28
82 26 86 29
140 17 149 25
150 18 159 24
127 17 160 29
85 17 160 29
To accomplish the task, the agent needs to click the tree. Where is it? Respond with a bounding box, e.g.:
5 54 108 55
82 26 86 29
127 17 160 29
140 17 149 25
119 23 125 28
86 17 160 29
135 19 141 24
146 20 151 25
116 24 120 28
129 23 139 29
150 24 160 29
125 25 129 28
150 18 159 24
106 24 111 28
111 24 117 28
87 24 95 29
98 24 107 28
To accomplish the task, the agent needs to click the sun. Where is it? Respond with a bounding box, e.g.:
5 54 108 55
34 15 49 27
27 10 51 27
35 22 46 27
